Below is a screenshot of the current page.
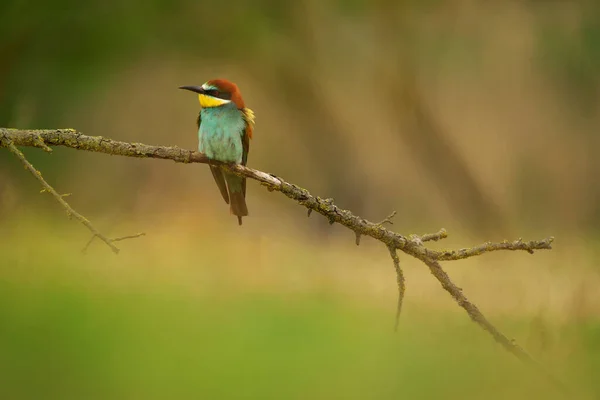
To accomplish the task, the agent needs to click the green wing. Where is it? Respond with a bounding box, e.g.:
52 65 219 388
241 126 249 198
241 108 254 198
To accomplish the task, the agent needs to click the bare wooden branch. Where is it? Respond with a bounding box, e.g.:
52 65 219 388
0 127 562 388
421 256 568 392
0 129 555 256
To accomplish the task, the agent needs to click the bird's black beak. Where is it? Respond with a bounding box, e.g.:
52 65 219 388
178 85 205 94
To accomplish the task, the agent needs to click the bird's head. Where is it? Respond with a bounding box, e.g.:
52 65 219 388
179 79 245 109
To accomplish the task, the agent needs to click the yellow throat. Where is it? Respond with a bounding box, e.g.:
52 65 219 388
198 94 230 108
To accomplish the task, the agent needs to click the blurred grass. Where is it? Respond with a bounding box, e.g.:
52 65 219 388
0 213 599 399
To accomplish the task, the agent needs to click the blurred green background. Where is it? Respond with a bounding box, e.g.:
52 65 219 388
1 1 600 398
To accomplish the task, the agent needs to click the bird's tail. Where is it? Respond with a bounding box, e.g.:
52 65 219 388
224 172 248 225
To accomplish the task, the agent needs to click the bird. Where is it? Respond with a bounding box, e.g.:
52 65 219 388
179 79 255 225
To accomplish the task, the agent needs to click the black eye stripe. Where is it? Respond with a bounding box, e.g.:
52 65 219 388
205 89 232 100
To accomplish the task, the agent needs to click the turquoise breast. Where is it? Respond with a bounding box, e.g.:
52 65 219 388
198 103 245 163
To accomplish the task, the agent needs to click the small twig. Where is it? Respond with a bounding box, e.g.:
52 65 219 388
82 235 98 254
388 245 405 332
420 228 448 242
82 232 146 253
377 210 397 226
32 136 53 152
433 237 555 261
6 140 127 254
356 211 397 246
111 232 146 242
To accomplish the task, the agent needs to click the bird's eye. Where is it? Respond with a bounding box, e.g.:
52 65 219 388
213 90 220 97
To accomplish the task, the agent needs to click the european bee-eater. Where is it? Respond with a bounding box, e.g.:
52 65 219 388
179 79 255 225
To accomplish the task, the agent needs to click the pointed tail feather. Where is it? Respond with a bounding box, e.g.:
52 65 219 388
229 191 248 225
224 172 248 225
210 166 229 204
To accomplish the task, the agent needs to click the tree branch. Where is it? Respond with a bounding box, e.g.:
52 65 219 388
388 245 405 332
420 228 448 242
433 237 555 261
0 128 563 389
421 256 568 391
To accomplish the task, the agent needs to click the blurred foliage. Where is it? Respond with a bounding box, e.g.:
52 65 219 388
1 0 598 126
0 0 281 126
535 3 600 117
1 1 599 235
5 0 597 125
